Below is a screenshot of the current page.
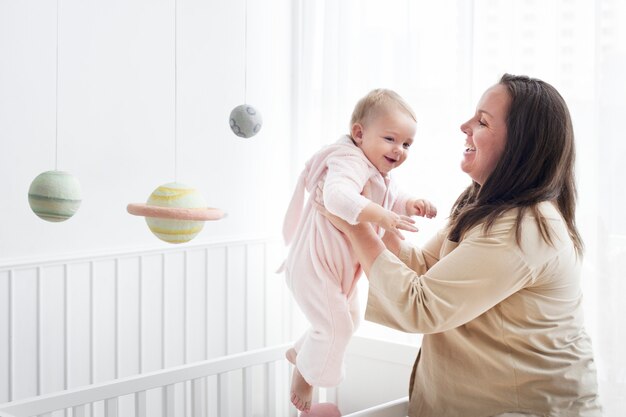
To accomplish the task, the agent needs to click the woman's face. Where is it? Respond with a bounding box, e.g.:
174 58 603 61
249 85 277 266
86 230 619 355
460 84 511 185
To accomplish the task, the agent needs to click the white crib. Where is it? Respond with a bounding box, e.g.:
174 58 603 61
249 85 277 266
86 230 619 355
0 336 413 417
0 239 418 417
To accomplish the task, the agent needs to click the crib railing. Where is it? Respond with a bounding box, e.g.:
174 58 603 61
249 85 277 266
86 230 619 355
0 343 293 417
0 339 410 417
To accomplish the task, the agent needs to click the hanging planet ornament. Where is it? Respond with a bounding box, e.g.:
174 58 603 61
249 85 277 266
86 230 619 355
28 170 82 222
127 182 225 244
229 104 262 138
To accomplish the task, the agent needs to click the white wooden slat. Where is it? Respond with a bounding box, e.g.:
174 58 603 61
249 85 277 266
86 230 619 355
163 385 175 417
205 247 227 360
205 375 218 417
190 378 204 417
104 398 117 417
140 254 163 373
247 364 268 416
228 370 243 417
12 268 38 400
217 374 226 417
265 362 273 417
163 253 185 368
243 368 250 417
66 263 91 390
246 243 265 350
118 393 134 417
144 388 163 417
185 250 207 363
71 404 86 417
40 265 66 396
0 270 11 403
92 260 116 384
226 245 246 355
265 240 288 347
117 257 140 378
134 391 146 417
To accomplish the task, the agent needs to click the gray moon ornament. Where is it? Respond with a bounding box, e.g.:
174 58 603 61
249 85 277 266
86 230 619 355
229 104 263 138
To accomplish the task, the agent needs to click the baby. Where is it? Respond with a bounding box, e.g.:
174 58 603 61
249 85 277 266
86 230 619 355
280 89 436 412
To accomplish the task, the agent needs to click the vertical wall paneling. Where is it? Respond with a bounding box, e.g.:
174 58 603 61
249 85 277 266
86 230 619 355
140 254 164 373
93 259 116 384
63 265 68 392
0 270 10 403
36 268 40 396
224 245 245 416
40 265 66 396
163 252 185 368
205 246 227 359
145 387 163 417
246 243 265 351
226 245 246 355
265 241 287 347
90 261 95 399
117 257 140 378
186 249 208 364
66 262 92 389
137 258 143 376
247 243 267 414
11 267 38 400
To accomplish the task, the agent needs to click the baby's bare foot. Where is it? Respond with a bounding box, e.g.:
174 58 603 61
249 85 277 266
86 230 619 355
290 366 313 412
285 348 297 365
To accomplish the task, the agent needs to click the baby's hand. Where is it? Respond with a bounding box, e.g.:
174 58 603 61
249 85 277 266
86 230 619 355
378 209 418 240
408 199 437 219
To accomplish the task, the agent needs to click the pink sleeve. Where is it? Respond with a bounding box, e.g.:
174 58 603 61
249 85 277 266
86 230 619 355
389 178 412 216
391 189 412 216
323 153 372 224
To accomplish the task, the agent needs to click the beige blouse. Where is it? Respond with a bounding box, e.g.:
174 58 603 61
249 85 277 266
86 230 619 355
365 202 602 417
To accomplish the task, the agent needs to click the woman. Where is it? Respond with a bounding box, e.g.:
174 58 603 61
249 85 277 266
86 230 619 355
320 74 602 416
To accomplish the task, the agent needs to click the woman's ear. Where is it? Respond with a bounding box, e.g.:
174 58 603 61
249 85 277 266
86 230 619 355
351 123 364 145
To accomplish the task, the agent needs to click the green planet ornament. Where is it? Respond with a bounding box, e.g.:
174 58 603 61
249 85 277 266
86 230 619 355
127 182 225 244
28 170 82 222
229 104 262 138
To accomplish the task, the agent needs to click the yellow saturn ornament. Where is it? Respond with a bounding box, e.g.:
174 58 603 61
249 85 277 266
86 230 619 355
127 182 225 244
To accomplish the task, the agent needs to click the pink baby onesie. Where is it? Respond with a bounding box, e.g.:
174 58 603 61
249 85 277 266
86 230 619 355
281 135 411 387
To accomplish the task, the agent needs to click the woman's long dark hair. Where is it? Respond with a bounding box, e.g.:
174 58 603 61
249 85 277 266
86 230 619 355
448 74 583 256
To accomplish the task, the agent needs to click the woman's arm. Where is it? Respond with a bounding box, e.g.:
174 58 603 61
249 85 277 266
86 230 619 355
323 201 537 334
321 206 386 275
366 220 535 334
320 201 438 273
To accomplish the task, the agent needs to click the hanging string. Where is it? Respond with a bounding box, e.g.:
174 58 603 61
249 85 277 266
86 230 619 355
55 0 60 171
244 0 248 104
406 0 412 91
173 0 178 182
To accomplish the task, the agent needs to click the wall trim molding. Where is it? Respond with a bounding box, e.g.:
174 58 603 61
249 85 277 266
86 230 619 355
0 235 282 270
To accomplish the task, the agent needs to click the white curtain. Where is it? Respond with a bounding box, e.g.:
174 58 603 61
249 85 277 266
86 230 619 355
291 1 626 415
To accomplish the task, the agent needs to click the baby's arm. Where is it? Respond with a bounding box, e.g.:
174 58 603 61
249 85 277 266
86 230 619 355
405 198 437 219
358 203 417 239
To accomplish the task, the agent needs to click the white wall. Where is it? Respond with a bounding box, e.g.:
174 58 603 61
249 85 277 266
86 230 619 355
0 0 294 262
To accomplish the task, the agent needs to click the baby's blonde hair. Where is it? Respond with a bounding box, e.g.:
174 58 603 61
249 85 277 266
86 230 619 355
349 89 416 134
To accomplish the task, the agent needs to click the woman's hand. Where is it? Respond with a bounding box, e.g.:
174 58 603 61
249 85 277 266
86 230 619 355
314 183 387 274
316 200 354 235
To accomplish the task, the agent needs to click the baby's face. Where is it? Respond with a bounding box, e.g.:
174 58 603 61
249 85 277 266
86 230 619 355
352 110 416 175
